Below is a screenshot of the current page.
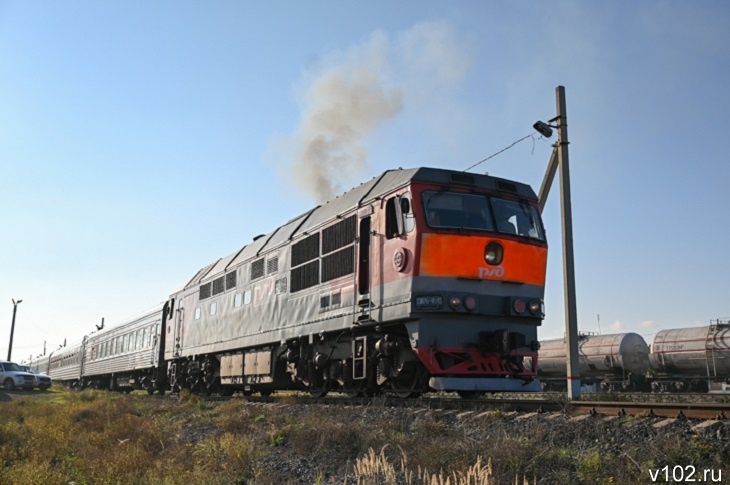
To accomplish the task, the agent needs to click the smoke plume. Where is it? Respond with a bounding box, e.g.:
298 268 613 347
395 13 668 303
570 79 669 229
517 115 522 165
278 22 471 203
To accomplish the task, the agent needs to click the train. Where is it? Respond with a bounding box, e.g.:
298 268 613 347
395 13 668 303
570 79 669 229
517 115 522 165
535 319 730 393
28 167 548 398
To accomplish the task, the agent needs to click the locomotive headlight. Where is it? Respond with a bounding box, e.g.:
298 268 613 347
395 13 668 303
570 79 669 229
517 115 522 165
449 296 462 309
528 300 543 316
484 242 504 265
464 296 477 312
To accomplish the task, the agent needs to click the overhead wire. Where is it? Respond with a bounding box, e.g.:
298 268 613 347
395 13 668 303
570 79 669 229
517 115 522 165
463 132 539 172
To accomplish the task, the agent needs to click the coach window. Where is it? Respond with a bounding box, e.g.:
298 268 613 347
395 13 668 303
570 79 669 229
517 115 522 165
243 289 252 305
234 292 243 308
194 307 201 320
210 302 217 316
129 332 137 351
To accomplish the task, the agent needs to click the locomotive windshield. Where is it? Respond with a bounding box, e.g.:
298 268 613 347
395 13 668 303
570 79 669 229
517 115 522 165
422 191 545 241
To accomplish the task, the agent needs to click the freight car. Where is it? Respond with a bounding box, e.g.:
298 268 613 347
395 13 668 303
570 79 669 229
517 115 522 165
35 167 549 397
535 333 651 392
649 319 730 393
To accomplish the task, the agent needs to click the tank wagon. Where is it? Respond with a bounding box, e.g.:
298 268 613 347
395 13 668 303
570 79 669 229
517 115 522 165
536 332 650 392
39 167 549 397
649 319 730 392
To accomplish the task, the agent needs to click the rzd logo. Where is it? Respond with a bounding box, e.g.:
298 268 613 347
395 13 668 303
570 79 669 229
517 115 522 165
479 266 505 279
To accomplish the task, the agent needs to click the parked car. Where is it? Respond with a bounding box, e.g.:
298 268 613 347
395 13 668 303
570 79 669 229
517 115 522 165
0 361 38 391
18 364 52 391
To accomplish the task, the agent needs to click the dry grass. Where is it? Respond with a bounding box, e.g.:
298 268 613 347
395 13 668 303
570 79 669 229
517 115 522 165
1 387 728 484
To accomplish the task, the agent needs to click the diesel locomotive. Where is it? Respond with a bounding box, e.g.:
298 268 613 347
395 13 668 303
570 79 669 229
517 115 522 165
31 167 548 397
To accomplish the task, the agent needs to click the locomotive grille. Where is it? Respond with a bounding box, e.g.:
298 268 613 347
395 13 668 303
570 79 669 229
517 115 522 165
291 233 320 267
291 260 319 293
225 271 237 290
497 181 517 193
450 173 475 185
251 259 265 280
212 276 225 296
322 215 356 254
267 256 278 275
199 282 211 300
321 246 355 282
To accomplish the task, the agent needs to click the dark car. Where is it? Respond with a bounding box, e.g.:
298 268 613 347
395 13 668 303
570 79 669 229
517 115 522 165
18 364 53 391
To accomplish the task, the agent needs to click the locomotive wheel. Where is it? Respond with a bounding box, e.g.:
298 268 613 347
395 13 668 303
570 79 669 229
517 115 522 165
385 361 423 398
387 372 422 398
342 380 366 398
309 381 330 398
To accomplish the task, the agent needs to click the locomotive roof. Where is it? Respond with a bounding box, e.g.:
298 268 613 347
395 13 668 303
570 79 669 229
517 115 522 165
177 167 537 291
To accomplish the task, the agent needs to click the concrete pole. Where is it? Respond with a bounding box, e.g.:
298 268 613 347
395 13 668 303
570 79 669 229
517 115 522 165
8 299 22 361
555 86 581 399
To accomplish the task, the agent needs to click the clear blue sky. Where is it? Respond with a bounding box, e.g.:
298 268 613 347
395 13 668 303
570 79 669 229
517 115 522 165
2 1 728 361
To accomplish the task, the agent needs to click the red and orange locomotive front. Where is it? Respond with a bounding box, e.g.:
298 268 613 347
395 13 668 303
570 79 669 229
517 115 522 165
373 170 547 393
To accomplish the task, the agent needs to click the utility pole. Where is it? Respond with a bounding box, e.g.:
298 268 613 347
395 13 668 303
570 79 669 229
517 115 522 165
8 299 22 361
536 86 581 399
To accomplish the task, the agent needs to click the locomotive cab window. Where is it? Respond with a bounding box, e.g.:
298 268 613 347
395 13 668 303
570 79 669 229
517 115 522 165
422 191 494 231
490 198 545 241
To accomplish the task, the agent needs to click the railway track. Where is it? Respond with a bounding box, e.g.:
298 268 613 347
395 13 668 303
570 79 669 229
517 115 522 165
208 392 730 421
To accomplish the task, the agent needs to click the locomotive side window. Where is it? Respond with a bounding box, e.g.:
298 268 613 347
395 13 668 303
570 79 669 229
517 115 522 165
401 192 415 233
385 193 414 238
385 197 399 239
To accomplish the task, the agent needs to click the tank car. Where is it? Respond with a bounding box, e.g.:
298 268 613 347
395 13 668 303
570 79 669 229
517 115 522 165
537 332 650 392
165 167 548 397
649 319 730 392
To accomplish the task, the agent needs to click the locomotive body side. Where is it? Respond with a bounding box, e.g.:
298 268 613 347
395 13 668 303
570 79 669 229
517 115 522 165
160 167 548 396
